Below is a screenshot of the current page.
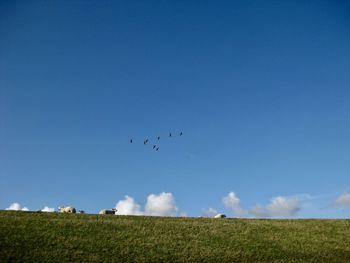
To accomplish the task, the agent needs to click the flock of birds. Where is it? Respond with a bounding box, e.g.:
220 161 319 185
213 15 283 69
130 132 183 151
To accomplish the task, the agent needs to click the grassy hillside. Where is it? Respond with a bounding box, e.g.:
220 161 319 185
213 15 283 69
0 211 349 262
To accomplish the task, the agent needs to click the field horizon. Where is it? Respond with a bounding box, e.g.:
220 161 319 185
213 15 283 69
1 211 349 262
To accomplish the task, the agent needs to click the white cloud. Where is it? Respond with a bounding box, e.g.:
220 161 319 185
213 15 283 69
335 194 350 206
222 192 246 216
114 192 179 216
202 207 218 218
6 202 29 211
145 192 178 216
41 206 55 212
115 196 143 215
250 196 300 217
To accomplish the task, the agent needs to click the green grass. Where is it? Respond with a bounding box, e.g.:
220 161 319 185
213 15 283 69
0 211 349 262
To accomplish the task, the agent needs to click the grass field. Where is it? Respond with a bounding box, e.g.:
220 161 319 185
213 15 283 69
0 211 349 262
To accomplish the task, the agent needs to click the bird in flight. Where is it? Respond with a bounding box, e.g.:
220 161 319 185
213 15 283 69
130 131 183 151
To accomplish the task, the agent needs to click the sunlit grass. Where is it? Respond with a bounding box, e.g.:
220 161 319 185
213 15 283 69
1 211 349 262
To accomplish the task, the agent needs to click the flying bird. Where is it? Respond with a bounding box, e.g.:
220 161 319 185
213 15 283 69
180 132 183 136
144 139 149 145
169 133 172 137
130 139 133 143
156 147 159 151
157 136 160 140
153 145 156 149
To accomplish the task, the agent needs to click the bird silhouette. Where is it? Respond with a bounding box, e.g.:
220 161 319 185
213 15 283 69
130 131 183 150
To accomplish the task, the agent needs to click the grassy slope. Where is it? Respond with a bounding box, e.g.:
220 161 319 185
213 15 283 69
0 211 349 262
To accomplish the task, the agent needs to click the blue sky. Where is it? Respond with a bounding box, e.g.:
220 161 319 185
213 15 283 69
1 0 350 217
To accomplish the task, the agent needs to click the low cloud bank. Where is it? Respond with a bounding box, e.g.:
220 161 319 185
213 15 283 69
5 203 56 212
335 194 350 206
250 196 300 217
115 192 178 217
41 206 55 212
6 202 29 211
207 192 302 218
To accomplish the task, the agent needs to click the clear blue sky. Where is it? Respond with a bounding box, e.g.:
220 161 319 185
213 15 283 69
1 0 350 217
